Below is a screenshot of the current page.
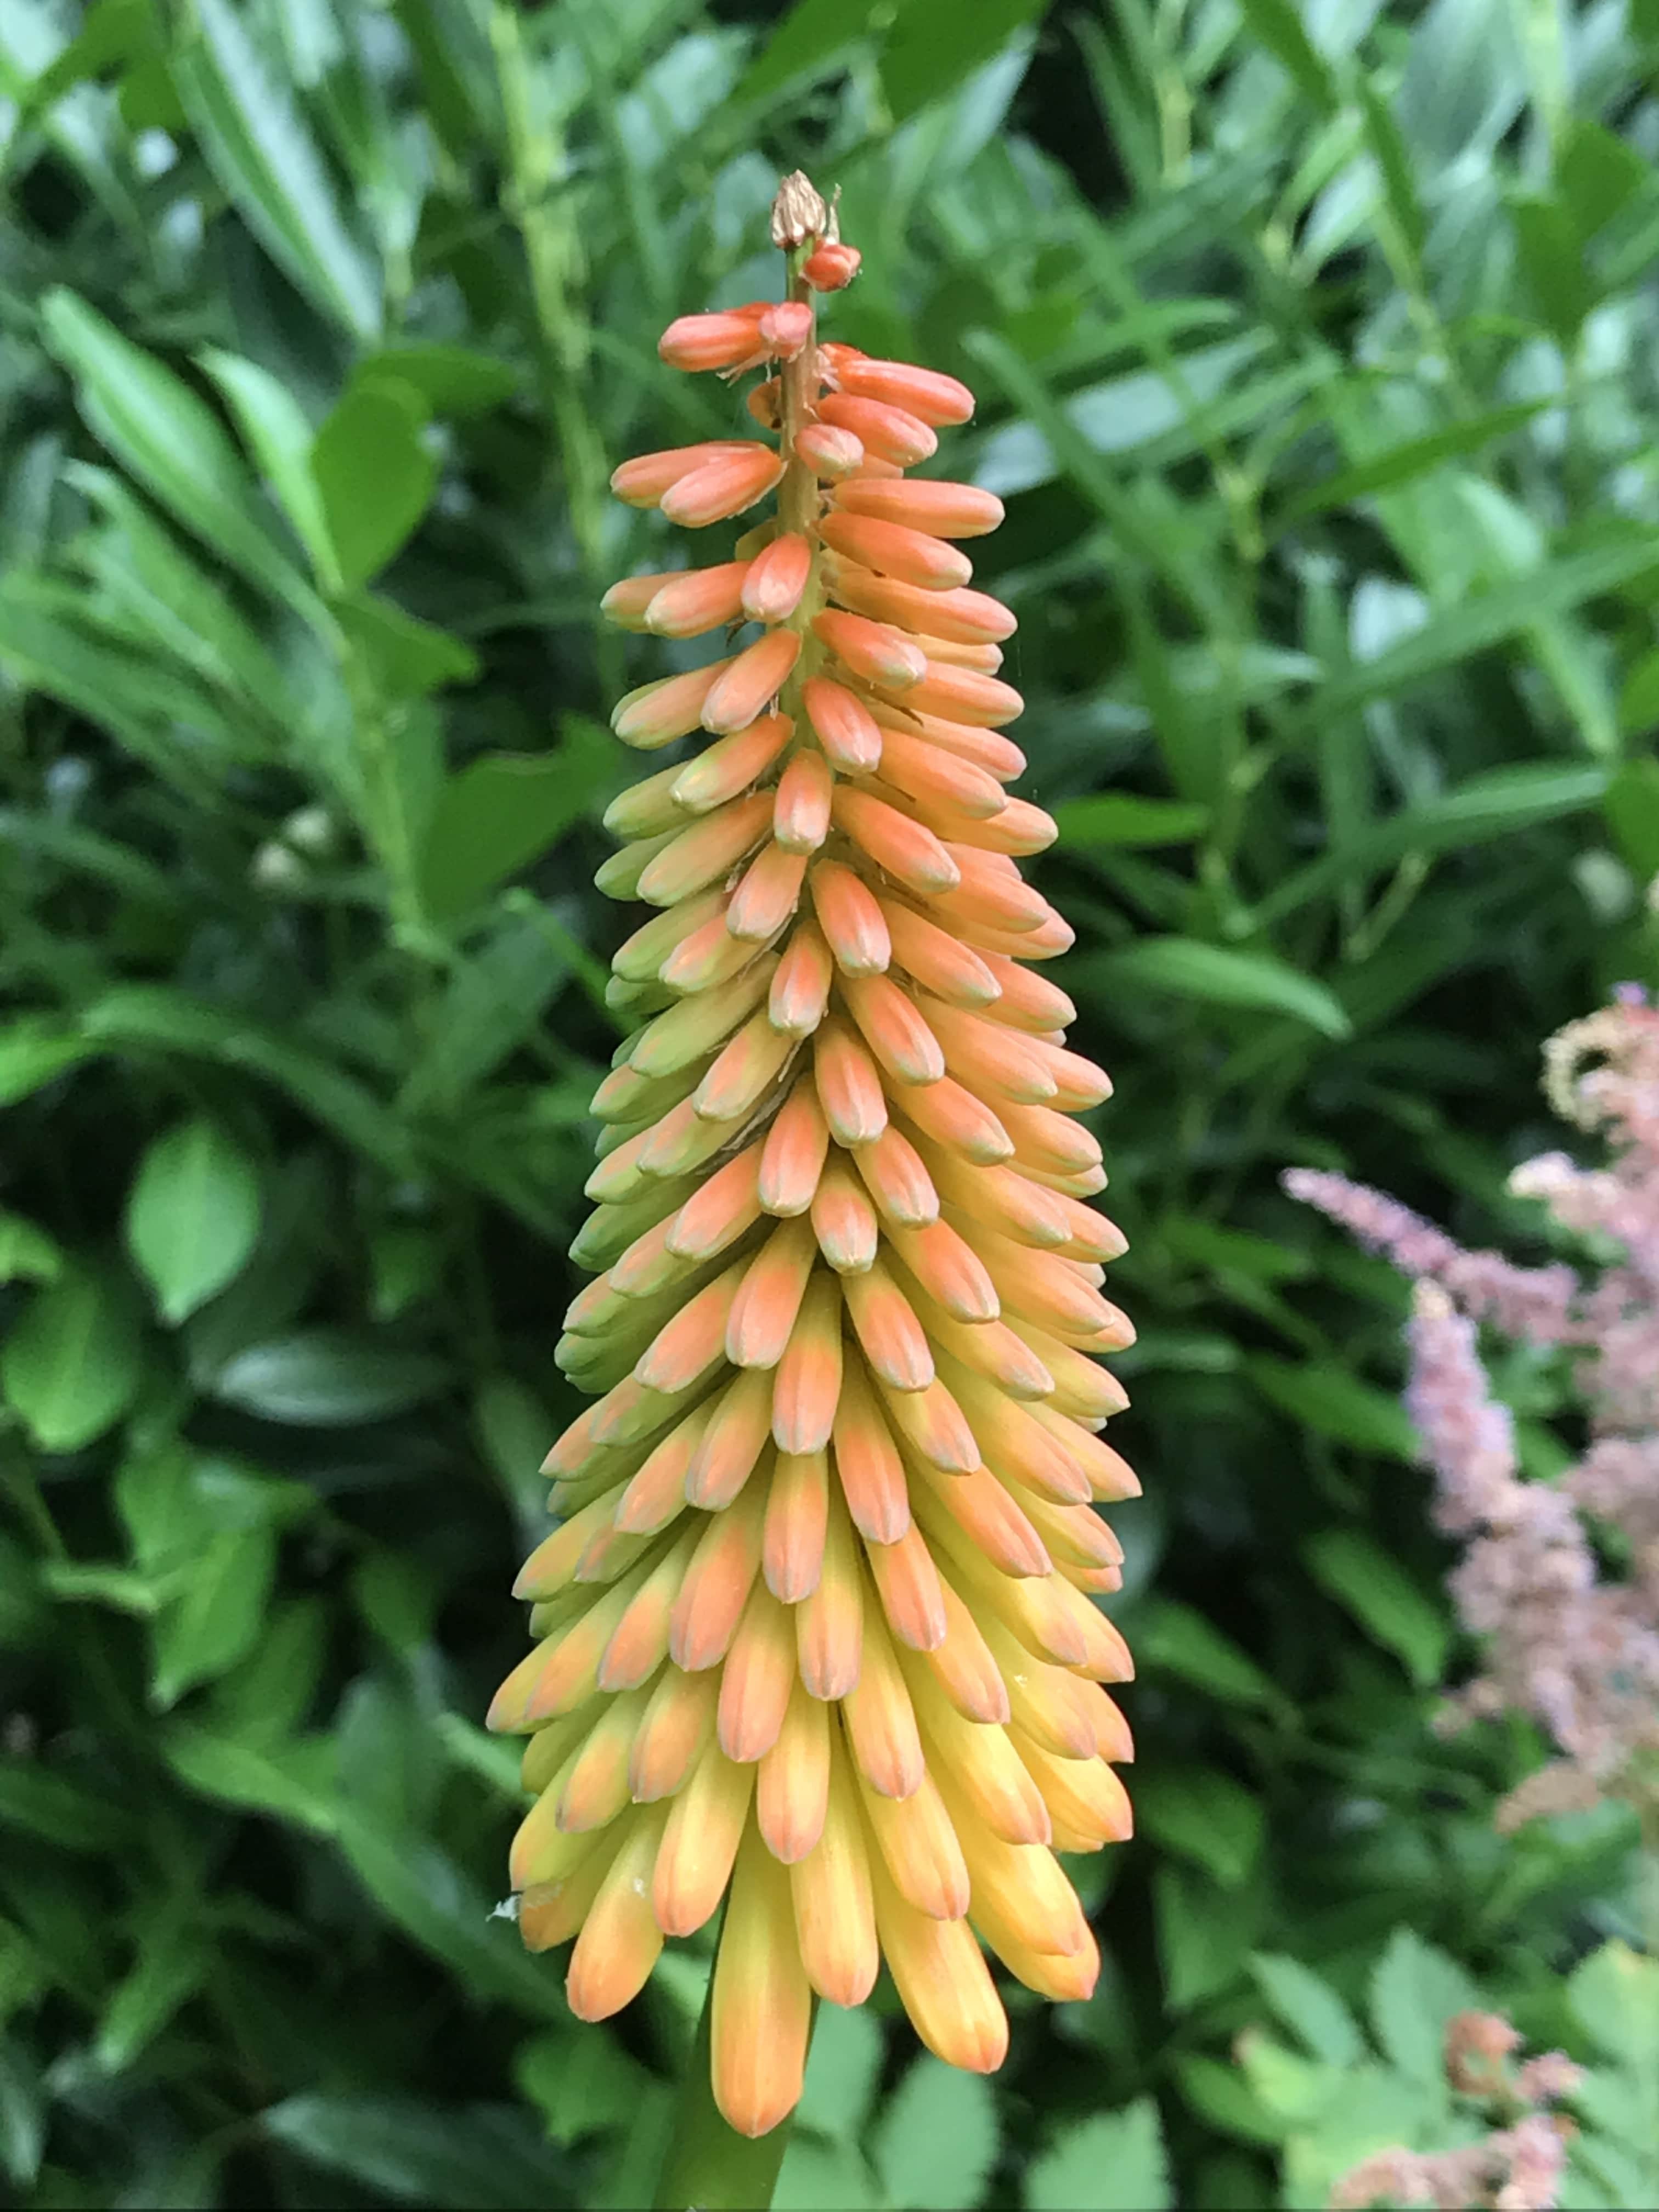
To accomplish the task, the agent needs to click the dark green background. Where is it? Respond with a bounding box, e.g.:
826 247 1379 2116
2 0 1656 2202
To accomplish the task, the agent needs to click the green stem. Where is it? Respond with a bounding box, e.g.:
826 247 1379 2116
650 1971 809 2212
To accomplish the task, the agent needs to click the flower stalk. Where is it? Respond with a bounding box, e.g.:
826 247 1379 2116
489 171 1139 2148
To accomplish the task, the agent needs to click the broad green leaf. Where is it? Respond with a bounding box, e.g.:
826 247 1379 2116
172 0 382 338
198 345 334 576
351 343 518 415
400 908 569 1114
125 1118 262 1324
151 1523 278 1708
0 1214 63 1284
93 1925 209 2073
1273 402 1548 528
38 290 309 611
515 2031 649 2148
264 2096 563 2210
1568 1942 1659 2075
1249 1355 1419 1459
1513 193 1594 343
879 0 1044 121
0 2041 43 2190
1249 1954 1367 2069
1084 938 1353 1039
1 1262 144 1453
1368 1928 1477 2087
735 0 879 100
210 1331 450 1425
775 2138 876 2212
1302 1529 1451 1687
0 1760 136 1854
1135 1768 1265 1888
1135 1600 1288 1716
1027 2100 1172 2212
1173 2054 1281 2146
872 2058 997 2210
161 1723 338 1834
794 2004 884 2142
311 381 437 592
1050 794 1212 847
335 594 478 698
421 740 605 921
1238 0 1338 111
1604 758 1659 881
0 1019 94 1105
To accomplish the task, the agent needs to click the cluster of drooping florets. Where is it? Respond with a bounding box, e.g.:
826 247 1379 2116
1286 986 1659 1835
488 172 1137 2136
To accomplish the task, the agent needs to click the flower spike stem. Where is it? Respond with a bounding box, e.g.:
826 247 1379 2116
651 1972 811 2211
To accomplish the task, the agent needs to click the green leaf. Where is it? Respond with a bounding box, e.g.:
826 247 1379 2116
0 1760 136 1854
1135 1768 1265 1888
1302 1529 1451 1688
515 2030 649 2148
1 1262 144 1453
209 1331 450 1425
1368 1927 1477 2087
1083 938 1352 1039
1568 1942 1659 2075
1513 194 1595 343
1049 794 1212 847
1135 1600 1289 1716
872 2058 998 2210
0 1019 94 1105
1238 0 1338 110
1173 2054 1282 2147
152 1523 278 1708
161 1723 338 1835
735 0 881 100
1273 403 1549 528
0 1213 63 1285
38 290 309 612
1026 2100 1172 2212
351 344 518 416
1248 1356 1419 1459
1248 1954 1367 2069
795 2004 884 2143
311 381 437 591
878 0 1043 121
125 1118 262 1325
94 1923 209 2073
0 2039 43 2190
335 594 478 698
198 346 334 576
171 0 382 340
420 743 603 921
1604 757 1659 880
264 2096 561 2210
1557 117 1650 238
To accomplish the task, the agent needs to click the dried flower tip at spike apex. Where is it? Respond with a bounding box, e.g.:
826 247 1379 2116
771 170 830 248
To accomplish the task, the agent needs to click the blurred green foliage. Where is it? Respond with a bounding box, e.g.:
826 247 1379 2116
2 0 1658 2202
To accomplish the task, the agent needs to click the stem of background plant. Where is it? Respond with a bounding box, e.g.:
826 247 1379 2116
489 3 621 701
649 1965 811 2212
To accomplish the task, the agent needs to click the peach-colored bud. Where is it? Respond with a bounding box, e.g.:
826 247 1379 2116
702 628 802 734
684 1369 774 1510
836 477 1004 539
602 764 695 844
902 662 1023 726
791 1738 879 2004
726 1217 817 1370
659 310 771 371
759 300 814 360
742 532 812 622
803 241 861 289
802 675 883 773
880 899 1002 1003
769 920 835 1039
763 1446 830 1603
611 440 755 505
814 608 927 689
839 971 946 1087
831 787 960 896
832 356 975 426
671 712 793 814
773 749 833 853
796 422 864 478
726 842 808 942
565 1805 670 2018
718 1581 797 1762
817 510 973 591
665 1146 764 1261
692 1009 796 1124
830 565 1015 641
772 1272 844 1454
633 1260 744 1393
758 1079 830 1216
812 1017 888 1148
644 560 751 638
611 659 729 749
831 1358 909 1542
601 568 680 628
913 1458 1049 1582
596 1536 698 1690
795 1488 864 1700
877 1371 978 1474
809 857 891 974
653 1741 755 1937
634 790 772 908
661 444 785 528
669 1479 766 1671
817 391 934 464
657 913 763 995
810 1154 879 1276
888 1218 996 1325
865 1520 949 1654
852 1125 939 1228
757 1674 831 1859
875 748 1007 852
628 1664 718 1802
842 1607 924 1798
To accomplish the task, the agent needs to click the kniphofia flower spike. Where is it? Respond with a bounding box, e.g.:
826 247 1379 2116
490 172 1138 2138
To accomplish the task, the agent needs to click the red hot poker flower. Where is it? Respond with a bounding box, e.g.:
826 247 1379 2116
490 169 1138 2141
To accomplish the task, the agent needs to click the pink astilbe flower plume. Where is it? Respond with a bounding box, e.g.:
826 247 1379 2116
487 173 1138 2137
1285 990 1659 1833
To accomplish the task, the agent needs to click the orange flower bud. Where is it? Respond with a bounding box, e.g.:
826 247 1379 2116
742 532 812 621
802 241 861 289
661 444 785 528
